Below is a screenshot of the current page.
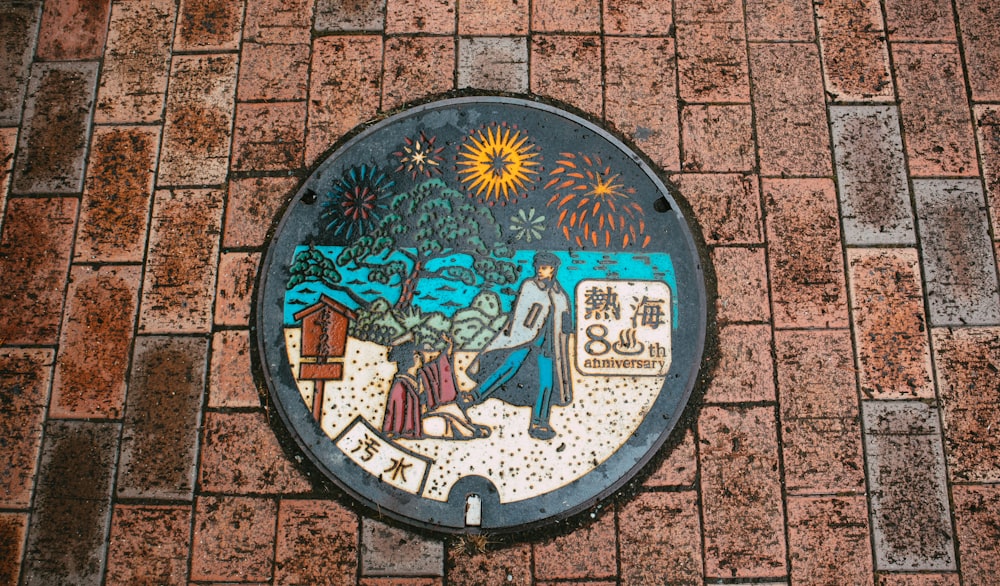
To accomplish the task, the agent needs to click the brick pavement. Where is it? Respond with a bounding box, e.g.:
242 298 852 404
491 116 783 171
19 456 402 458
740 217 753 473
1 0 998 583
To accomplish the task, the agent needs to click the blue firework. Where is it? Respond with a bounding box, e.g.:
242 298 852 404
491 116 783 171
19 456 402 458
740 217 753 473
321 164 394 239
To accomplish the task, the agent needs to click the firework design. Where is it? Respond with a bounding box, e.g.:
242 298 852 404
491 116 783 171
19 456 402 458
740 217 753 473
394 131 445 179
456 122 540 205
321 164 394 239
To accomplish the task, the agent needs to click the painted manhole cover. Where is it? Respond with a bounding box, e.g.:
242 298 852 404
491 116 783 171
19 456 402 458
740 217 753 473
257 96 706 533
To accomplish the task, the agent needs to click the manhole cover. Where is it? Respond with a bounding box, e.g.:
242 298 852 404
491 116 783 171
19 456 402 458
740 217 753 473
257 96 707 533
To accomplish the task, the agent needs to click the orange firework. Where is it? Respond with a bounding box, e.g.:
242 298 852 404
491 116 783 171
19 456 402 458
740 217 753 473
456 123 540 205
544 153 650 248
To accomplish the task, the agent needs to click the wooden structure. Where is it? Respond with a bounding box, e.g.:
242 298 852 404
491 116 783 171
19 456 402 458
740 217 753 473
294 295 357 420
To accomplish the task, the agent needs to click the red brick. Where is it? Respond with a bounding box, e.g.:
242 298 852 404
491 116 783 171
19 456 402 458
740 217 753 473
209 330 260 407
884 0 956 41
174 0 244 51
699 406 787 578
307 36 382 165
933 327 1000 483
457 0 528 35
977 106 1000 226
106 505 192 586
956 0 1000 102
848 249 933 399
952 485 1000 584
36 0 110 60
534 508 616 580
0 128 16 220
237 42 311 101
0 198 77 345
158 55 239 186
0 2 41 125
893 44 977 177
705 324 775 403
643 429 698 487
0 513 27 586
764 179 848 329
386 0 456 33
675 0 743 22
13 62 99 194
139 189 224 334
676 22 750 103
275 500 358 584
224 175 297 248
746 0 814 40
787 496 873 585
199 411 311 494
605 37 679 170
245 0 313 44
0 349 53 508
603 0 671 35
382 36 456 111
213 255 263 326
95 0 175 123
775 330 865 495
877 574 961 586
532 0 600 33
749 43 832 176
191 496 277 583
231 102 306 172
362 580 442 586
457 37 528 93
76 125 158 263
817 30 893 102
619 491 703 584
314 0 384 32
713 247 770 323
681 104 755 172
531 35 602 118
447 542 531 585
51 265 140 419
671 174 762 245
362 519 443 576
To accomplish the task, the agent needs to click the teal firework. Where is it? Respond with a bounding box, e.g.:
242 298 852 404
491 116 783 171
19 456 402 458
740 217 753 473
321 164 394 239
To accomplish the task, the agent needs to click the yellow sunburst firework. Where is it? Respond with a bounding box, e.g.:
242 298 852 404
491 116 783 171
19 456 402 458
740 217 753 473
456 124 540 204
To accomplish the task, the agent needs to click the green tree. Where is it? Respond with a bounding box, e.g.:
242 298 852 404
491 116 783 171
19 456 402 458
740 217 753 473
336 178 519 310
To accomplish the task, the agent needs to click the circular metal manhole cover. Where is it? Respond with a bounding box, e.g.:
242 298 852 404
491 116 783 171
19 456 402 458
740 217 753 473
257 96 706 533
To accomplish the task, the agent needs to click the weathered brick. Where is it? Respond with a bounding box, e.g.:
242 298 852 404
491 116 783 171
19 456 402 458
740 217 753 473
245 0 313 44
699 406 787 578
787 496 873 585
75 125 158 263
105 505 192 586
712 247 770 323
749 43 832 176
603 0 671 35
0 198 77 345
815 0 893 101
745 0 814 40
0 1 41 125
706 324 775 403
848 249 934 399
533 508 616 580
676 21 750 103
36 0 110 60
914 180 1000 326
386 0 456 33
977 105 1000 227
95 0 175 123
382 36 456 111
643 428 697 487
884 0 956 41
158 55 238 186
23 421 120 586
831 105 914 245
619 491 703 584
214 252 260 326
237 42 311 101
362 519 443 577
209 330 260 407
447 542 531 585
190 496 277 583
776 330 865 495
0 349 53 508
307 36 382 165
681 104 755 172
532 0 600 33
315 0 384 31
174 0 244 51
0 513 27 586
117 336 207 500
877 575 960 586
198 411 310 494
224 175 297 248
952 485 1000 584
275 500 358 584
764 179 848 329
51 265 141 419
893 44 977 177
933 327 1000 483
531 35 602 118
457 0 528 35
139 189 224 334
863 401 956 571
671 174 762 245
0 128 18 230
605 37 679 170
13 62 98 194
956 0 1000 102
231 102 306 172
457 37 528 93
